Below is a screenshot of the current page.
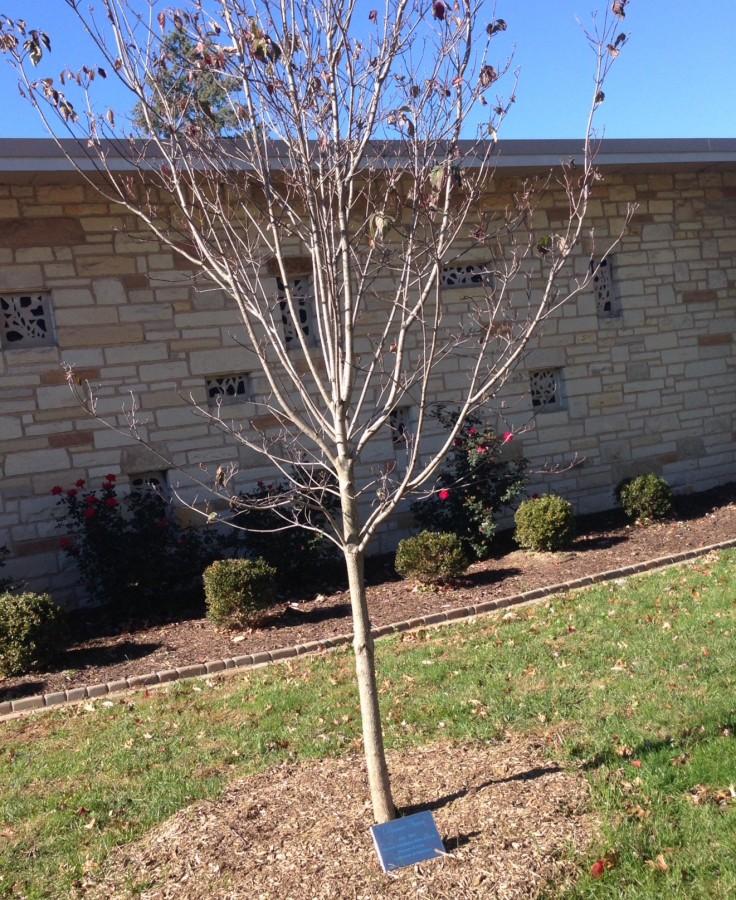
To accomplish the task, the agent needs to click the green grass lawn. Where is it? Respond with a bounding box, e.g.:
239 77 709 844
2 550 736 899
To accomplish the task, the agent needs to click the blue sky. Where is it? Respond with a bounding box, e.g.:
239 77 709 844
0 0 733 139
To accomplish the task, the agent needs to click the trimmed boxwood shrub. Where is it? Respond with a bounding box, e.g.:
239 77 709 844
0 591 65 676
514 494 575 552
395 531 470 586
203 558 277 628
619 473 673 523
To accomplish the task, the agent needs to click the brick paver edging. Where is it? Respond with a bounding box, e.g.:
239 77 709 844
3 536 736 721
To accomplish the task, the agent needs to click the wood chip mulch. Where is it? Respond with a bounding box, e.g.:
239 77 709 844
78 735 594 899
2 486 735 704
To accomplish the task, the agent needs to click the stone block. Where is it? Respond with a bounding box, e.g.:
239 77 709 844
0 265 43 291
55 307 119 327
48 430 94 449
684 359 728 378
683 289 718 304
76 256 137 276
676 436 706 459
57 324 144 348
0 416 22 440
697 333 732 347
105 342 168 365
138 362 190 382
0 217 85 248
5 448 70 476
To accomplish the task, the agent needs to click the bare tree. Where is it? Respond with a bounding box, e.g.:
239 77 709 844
0 0 631 823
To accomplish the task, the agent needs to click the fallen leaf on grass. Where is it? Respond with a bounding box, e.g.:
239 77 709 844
646 853 668 872
688 784 736 807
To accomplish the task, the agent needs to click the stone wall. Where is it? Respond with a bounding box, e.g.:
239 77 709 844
0 167 734 602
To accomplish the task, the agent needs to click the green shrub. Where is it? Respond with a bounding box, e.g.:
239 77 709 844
514 494 575 552
203 558 277 628
0 545 13 592
0 591 65 677
619 473 673 523
231 477 341 592
395 531 470 586
411 408 527 560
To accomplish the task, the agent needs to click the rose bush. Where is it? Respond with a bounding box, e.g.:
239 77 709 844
54 476 223 617
411 407 527 559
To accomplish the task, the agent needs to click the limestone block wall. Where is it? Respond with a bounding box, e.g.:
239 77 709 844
0 166 734 603
498 167 736 515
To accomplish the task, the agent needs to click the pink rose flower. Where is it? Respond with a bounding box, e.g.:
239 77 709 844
438 488 451 501
502 431 514 444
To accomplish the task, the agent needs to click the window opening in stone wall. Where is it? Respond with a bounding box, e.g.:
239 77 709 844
389 406 412 450
529 368 564 411
441 263 493 290
0 292 56 349
591 257 619 318
205 372 251 407
278 276 318 348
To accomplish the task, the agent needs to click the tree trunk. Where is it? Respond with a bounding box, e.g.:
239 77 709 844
339 470 396 823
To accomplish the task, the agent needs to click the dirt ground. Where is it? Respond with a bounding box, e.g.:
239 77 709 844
79 735 593 899
3 485 735 703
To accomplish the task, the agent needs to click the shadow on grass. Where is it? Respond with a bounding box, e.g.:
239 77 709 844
576 715 736 772
400 764 562 817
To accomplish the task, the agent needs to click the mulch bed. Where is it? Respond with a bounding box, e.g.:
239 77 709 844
78 735 593 899
3 484 736 704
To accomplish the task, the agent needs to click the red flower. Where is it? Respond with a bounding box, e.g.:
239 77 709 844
75 479 86 488
104 497 119 508
468 427 478 437
84 507 97 520
438 488 451 501
51 486 63 496
59 537 73 549
66 488 78 498
477 445 488 455
85 494 98 504
105 473 117 482
102 482 113 491
502 431 514 444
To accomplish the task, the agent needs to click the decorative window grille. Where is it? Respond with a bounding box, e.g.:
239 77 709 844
130 470 169 493
205 372 251 406
0 292 56 349
278 276 318 348
591 257 618 317
529 368 564 411
389 406 411 449
441 264 493 290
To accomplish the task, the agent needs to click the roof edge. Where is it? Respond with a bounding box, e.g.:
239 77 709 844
0 137 734 174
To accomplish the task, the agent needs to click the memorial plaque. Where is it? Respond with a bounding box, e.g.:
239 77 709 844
370 810 444 873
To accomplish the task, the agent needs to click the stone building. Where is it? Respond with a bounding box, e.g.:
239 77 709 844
1 138 735 602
